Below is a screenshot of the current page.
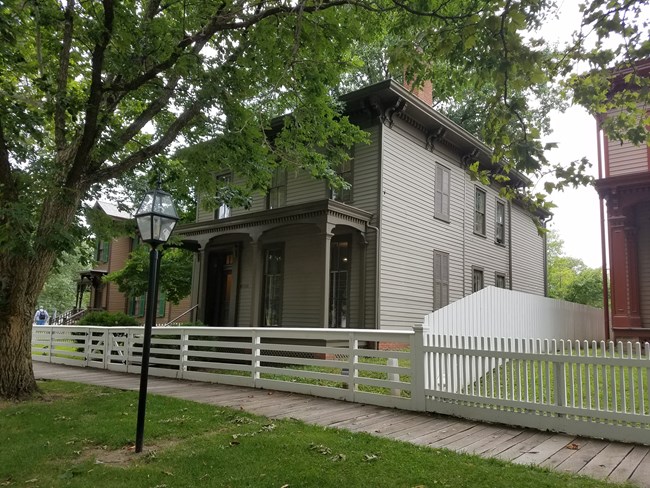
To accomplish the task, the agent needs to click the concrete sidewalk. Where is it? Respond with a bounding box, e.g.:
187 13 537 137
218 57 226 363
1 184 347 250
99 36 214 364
34 362 650 487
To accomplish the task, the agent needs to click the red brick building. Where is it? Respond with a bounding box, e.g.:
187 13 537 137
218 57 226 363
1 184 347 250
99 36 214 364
76 201 193 324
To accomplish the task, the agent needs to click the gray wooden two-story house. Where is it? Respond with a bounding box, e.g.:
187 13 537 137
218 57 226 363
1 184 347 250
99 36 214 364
179 80 547 331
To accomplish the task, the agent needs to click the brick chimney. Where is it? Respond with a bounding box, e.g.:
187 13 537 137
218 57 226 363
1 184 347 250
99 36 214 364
403 78 433 106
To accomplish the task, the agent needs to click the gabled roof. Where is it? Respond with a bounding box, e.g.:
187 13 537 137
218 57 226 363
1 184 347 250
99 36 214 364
94 201 132 220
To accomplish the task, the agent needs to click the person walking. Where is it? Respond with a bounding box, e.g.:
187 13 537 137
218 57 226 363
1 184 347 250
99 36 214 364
34 307 49 325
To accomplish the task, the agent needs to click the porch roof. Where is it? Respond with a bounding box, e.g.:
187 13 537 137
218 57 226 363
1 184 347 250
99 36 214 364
177 199 373 242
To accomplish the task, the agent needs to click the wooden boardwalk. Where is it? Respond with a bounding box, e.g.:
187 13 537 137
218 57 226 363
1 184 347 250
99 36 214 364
34 363 650 487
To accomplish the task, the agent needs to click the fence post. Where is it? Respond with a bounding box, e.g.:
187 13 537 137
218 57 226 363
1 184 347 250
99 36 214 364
347 332 358 402
410 325 426 411
83 328 91 366
553 340 566 418
387 358 401 396
48 326 54 363
103 329 110 369
252 329 261 388
179 330 189 380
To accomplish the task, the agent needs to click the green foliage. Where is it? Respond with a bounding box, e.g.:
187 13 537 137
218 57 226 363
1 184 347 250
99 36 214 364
547 230 603 308
105 245 193 305
77 311 139 327
37 244 93 314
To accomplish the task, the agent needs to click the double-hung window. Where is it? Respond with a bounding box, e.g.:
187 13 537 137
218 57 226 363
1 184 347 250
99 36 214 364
474 188 486 235
215 173 231 219
267 169 287 209
262 246 284 326
495 273 507 289
495 200 505 245
95 239 110 263
434 165 450 221
331 160 353 203
472 267 484 293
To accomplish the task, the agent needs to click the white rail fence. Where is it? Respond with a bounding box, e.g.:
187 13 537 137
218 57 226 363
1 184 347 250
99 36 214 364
32 325 650 445
424 287 606 341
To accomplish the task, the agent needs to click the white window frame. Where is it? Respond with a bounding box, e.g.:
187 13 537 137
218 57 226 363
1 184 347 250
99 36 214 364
474 187 486 236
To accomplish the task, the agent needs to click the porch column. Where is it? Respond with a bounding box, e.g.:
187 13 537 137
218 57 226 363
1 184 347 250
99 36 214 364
192 248 206 323
624 223 642 325
321 224 335 328
358 233 368 329
250 238 262 327
609 210 642 329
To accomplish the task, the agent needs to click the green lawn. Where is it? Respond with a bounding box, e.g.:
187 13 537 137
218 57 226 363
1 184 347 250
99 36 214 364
0 381 628 488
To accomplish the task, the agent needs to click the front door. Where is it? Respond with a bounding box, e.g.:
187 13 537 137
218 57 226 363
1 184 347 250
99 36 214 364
206 250 235 326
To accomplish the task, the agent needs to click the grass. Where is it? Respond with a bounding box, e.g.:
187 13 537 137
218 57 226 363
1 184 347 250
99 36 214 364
0 381 629 488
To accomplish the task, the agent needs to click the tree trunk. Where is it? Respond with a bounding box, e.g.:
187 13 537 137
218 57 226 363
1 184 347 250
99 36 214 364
0 193 81 399
0 255 53 398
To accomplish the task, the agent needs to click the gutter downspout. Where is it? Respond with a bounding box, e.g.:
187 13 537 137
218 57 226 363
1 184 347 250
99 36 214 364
508 201 513 290
596 119 611 340
367 224 380 331
542 214 553 297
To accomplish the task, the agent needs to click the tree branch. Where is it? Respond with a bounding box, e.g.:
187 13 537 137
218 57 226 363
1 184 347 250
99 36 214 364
55 0 75 151
0 118 13 197
66 0 115 188
89 101 203 184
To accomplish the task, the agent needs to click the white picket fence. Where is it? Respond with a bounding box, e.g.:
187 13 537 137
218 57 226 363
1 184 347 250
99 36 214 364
32 325 650 445
424 287 606 341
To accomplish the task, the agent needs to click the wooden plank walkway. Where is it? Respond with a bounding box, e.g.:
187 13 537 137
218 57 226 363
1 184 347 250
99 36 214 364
34 363 650 487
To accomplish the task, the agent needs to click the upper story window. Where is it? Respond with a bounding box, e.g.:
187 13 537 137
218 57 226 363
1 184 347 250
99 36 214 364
495 200 506 245
434 164 450 222
331 160 353 203
95 239 110 263
215 173 231 219
267 169 287 209
472 267 484 293
474 188 486 236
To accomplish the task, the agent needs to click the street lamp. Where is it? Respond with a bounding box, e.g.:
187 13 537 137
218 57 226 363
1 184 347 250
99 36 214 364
133 183 179 453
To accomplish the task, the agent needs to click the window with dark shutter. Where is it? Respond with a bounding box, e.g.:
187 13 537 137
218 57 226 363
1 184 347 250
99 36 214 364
434 165 450 221
433 250 449 310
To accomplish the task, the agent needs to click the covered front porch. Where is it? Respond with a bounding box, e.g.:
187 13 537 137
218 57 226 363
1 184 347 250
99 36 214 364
179 200 375 328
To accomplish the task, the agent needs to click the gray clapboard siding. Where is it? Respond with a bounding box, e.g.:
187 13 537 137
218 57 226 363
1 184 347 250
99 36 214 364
637 202 650 325
380 121 438 330
608 139 648 176
510 203 545 296
286 169 327 206
277 228 323 328
353 126 381 328
379 117 543 330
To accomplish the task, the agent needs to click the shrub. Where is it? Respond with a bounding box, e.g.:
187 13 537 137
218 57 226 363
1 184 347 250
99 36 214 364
78 311 139 327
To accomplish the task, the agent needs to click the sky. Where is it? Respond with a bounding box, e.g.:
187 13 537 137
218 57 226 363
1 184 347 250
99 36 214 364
543 108 602 268
538 1 605 269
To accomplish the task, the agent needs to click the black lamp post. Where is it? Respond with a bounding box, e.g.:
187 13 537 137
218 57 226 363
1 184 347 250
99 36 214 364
133 184 179 453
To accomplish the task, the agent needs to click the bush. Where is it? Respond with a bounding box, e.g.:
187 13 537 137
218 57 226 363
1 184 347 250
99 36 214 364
78 311 139 327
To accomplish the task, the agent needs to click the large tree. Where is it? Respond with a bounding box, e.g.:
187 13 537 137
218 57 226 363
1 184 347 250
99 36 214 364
1 0 648 399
